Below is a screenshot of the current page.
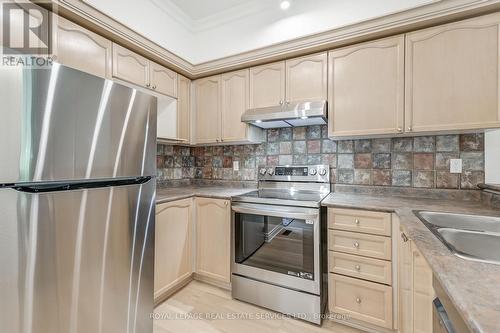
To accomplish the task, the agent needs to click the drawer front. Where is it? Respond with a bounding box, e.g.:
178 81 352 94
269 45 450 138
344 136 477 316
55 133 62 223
329 274 393 329
328 251 392 285
328 208 391 236
328 230 391 260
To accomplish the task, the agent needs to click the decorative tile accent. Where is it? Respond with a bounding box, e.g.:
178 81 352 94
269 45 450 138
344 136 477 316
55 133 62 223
436 135 459 152
413 136 435 152
157 126 485 189
354 153 372 169
460 133 484 152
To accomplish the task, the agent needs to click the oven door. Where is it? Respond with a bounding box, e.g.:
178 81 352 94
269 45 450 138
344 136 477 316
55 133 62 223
232 202 320 294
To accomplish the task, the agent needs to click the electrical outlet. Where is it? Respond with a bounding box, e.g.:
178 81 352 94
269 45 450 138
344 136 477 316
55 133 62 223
450 159 462 173
233 160 239 171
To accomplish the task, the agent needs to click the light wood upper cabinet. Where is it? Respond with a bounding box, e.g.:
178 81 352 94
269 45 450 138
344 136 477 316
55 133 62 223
249 61 286 109
154 199 193 300
177 75 191 142
405 13 500 133
195 198 231 284
328 36 405 138
112 43 149 87
52 16 112 78
221 69 249 142
286 52 327 103
150 62 177 98
194 75 221 144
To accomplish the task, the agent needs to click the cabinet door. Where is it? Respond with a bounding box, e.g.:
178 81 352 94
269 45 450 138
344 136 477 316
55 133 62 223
412 245 435 333
154 199 193 299
52 16 112 78
194 76 221 144
398 230 413 333
328 36 404 138
177 75 191 142
195 198 231 284
405 13 500 133
286 52 327 103
249 62 285 109
221 69 249 142
112 43 149 87
150 62 177 97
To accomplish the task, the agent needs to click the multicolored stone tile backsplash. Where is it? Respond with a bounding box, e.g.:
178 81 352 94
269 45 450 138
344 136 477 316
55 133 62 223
157 125 485 189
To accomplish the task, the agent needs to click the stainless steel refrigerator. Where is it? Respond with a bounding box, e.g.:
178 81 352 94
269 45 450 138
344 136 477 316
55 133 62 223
0 63 157 333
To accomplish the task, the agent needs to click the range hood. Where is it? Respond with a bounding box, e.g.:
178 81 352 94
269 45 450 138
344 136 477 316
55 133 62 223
241 100 327 128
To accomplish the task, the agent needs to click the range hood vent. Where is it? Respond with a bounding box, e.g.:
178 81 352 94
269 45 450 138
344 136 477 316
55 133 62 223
241 100 327 129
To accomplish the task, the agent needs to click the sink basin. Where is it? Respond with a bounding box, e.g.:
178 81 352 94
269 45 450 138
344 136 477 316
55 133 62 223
415 211 500 265
438 228 500 265
416 211 500 233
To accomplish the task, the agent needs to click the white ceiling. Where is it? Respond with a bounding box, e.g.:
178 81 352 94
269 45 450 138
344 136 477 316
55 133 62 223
83 0 437 64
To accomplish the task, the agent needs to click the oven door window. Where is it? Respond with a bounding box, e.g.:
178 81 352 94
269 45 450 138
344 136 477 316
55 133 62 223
234 213 314 280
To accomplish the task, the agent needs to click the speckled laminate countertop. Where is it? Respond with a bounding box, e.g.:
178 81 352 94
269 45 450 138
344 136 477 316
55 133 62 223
156 186 255 204
322 192 500 333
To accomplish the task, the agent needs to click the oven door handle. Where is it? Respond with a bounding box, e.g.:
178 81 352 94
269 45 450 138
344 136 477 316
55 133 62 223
231 203 319 220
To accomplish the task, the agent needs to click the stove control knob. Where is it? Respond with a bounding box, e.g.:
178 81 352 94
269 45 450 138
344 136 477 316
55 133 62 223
309 168 317 176
318 168 327 176
267 168 274 175
259 168 267 176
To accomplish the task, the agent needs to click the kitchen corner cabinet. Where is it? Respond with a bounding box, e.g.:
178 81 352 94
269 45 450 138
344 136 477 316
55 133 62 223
405 13 500 133
399 228 435 333
249 61 286 109
328 36 404 138
52 15 112 79
177 75 191 142
194 73 264 144
112 43 177 97
286 52 328 103
195 198 231 285
154 199 193 301
194 75 221 144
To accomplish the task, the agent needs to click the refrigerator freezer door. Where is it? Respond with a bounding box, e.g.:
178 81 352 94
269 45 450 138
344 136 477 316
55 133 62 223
0 63 157 183
0 179 155 333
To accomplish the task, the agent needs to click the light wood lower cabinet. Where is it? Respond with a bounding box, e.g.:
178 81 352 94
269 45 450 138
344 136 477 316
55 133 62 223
195 198 231 285
399 227 435 333
329 274 393 329
52 15 112 78
154 199 193 301
327 208 395 331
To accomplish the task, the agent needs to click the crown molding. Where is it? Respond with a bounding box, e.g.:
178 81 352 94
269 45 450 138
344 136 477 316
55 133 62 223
44 0 500 79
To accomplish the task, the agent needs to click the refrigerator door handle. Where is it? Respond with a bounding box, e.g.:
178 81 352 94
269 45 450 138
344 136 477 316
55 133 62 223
2 176 152 193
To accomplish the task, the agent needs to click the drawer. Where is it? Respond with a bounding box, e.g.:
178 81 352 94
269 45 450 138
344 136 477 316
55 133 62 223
328 230 391 260
329 274 393 329
328 251 392 285
328 208 391 236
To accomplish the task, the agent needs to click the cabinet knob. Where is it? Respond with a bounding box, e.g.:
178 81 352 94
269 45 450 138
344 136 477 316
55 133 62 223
397 127 403 133
152 85 157 90
216 139 219 142
356 297 362 304
286 101 290 105
355 218 360 225
353 242 360 248
407 126 412 132
224 201 228 206
355 264 361 271
279 100 284 105
401 232 409 242
146 83 151 88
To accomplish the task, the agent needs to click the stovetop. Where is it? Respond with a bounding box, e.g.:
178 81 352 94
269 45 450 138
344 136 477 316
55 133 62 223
232 188 330 208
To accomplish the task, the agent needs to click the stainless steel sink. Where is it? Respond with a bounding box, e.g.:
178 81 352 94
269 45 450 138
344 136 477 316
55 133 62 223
417 211 500 233
415 211 500 265
438 228 500 264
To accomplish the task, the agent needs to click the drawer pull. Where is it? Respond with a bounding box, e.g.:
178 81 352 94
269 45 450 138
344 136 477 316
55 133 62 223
353 242 360 248
356 297 362 304
355 264 361 271
355 218 360 225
